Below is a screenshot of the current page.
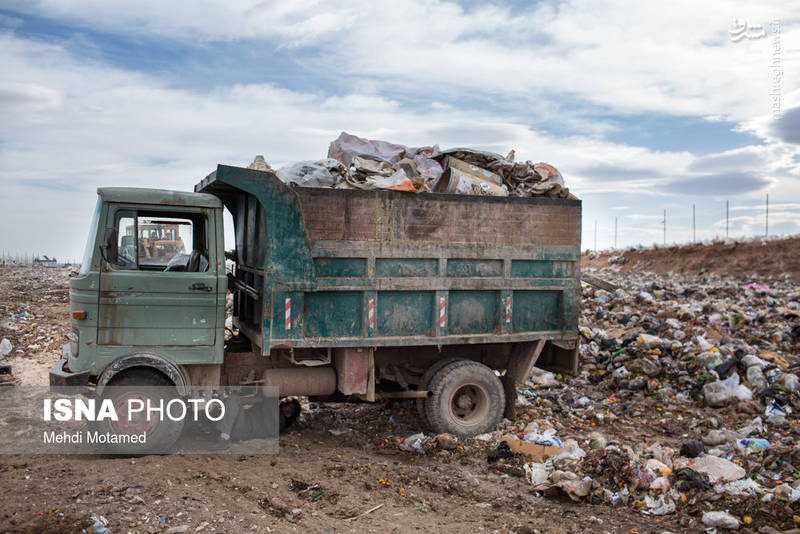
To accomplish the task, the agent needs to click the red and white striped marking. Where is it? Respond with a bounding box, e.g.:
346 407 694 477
439 296 446 328
368 298 375 329
505 296 512 323
284 298 291 330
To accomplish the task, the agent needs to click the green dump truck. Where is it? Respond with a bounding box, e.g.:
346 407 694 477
51 164 581 438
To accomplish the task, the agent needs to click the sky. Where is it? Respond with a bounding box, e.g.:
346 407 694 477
0 0 799 260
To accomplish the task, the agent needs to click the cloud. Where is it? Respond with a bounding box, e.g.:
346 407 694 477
5 0 798 126
772 106 800 144
688 146 766 172
664 172 771 196
572 164 663 182
0 81 62 111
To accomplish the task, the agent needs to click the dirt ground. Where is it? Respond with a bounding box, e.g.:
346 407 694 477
583 235 800 280
0 261 797 533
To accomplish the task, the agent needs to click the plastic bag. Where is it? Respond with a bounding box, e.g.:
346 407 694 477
644 494 675 515
413 153 443 181
523 462 549 486
276 159 345 188
702 511 740 529
522 428 562 447
363 169 417 192
328 131 407 166
398 432 426 452
745 365 767 392
688 455 746 482
0 338 11 358
530 367 558 386
703 372 752 407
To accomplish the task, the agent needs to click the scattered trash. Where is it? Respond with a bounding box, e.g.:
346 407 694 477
523 462 549 486
701 510 741 530
90 514 110 534
0 338 11 358
679 440 707 458
397 432 426 452
247 131 573 197
276 159 346 188
682 455 746 483
703 373 753 407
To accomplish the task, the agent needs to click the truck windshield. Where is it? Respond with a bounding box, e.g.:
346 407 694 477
78 198 102 275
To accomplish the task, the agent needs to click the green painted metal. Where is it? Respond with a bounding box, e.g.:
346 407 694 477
511 260 572 278
376 291 434 337
305 291 362 337
512 290 562 332
314 257 367 278
446 259 503 277
375 258 438 277
98 187 222 209
448 290 498 335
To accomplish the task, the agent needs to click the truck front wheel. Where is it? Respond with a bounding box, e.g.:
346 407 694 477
423 360 504 437
92 368 185 455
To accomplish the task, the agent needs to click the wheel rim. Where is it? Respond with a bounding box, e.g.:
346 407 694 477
447 383 490 427
109 392 161 435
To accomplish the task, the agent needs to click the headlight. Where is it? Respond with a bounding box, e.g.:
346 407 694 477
67 329 79 358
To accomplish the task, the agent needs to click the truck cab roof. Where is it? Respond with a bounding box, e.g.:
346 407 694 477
97 187 222 209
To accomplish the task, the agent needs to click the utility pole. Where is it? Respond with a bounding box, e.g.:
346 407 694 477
726 200 729 238
594 220 597 251
614 216 618 248
765 193 769 236
662 209 666 245
692 203 696 242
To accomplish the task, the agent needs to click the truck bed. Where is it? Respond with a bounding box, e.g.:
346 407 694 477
197 165 581 354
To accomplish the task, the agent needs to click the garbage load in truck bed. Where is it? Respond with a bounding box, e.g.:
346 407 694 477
196 164 581 375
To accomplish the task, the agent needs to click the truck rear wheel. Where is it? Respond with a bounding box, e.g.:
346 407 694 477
93 369 185 455
415 357 461 421
423 360 504 437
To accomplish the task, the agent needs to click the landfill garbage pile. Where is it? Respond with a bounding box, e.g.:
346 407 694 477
247 131 574 199
353 266 800 531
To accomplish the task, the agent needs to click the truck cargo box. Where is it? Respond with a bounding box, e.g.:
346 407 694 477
197 165 581 360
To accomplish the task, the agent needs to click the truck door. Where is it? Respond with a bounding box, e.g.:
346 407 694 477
97 206 219 355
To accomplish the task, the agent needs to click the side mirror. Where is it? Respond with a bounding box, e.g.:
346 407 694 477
102 228 118 264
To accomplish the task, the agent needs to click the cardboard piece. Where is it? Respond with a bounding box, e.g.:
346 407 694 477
444 156 503 185
501 438 563 462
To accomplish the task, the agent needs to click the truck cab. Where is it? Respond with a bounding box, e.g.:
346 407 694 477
50 187 226 391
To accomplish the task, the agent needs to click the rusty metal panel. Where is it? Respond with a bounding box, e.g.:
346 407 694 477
334 347 372 395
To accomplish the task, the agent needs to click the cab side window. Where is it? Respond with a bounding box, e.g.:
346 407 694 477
111 210 209 272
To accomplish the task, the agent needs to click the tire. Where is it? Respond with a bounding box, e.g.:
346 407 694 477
415 357 462 421
424 360 505 437
92 369 185 455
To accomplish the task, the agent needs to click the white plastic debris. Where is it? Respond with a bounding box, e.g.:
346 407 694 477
686 455 746 483
523 462 549 486
745 365 767 392
702 373 752 407
644 494 675 515
0 338 11 358
701 510 740 530
530 367 558 387
781 372 800 393
398 433 426 452
522 427 562 447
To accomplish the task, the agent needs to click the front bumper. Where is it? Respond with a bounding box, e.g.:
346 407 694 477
49 344 92 388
